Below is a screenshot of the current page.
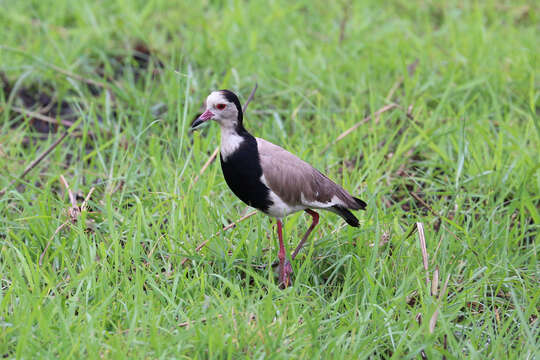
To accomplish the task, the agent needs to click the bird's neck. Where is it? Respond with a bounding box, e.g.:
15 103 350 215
219 123 254 160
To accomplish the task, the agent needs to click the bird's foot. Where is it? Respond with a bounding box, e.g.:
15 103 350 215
279 260 293 288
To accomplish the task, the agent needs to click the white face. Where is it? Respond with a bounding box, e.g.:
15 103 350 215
205 91 239 126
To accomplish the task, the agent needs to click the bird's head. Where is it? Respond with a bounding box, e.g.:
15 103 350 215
191 90 243 130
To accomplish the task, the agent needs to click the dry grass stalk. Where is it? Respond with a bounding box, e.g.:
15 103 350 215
431 266 439 297
178 314 223 328
242 82 258 113
0 131 69 197
429 273 451 334
189 146 219 190
416 222 430 287
11 106 75 128
321 103 398 154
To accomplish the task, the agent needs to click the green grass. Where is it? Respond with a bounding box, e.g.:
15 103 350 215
0 0 538 358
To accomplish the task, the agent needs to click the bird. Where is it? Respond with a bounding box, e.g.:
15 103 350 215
191 89 366 287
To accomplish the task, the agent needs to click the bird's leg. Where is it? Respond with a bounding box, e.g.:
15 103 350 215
276 219 292 287
291 209 319 260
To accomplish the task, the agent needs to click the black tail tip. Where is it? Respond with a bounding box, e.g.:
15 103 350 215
346 217 360 227
354 197 367 210
332 205 360 227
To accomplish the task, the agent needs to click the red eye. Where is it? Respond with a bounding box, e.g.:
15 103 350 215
216 103 226 110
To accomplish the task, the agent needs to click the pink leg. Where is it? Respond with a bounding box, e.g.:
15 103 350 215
291 209 319 260
276 219 292 287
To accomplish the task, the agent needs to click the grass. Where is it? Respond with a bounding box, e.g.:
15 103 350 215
0 0 538 358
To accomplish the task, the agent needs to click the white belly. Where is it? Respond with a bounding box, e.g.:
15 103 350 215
264 191 306 219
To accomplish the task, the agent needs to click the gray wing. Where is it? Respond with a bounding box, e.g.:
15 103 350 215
256 138 360 209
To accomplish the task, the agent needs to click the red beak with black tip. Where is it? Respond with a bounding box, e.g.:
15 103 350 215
191 109 214 129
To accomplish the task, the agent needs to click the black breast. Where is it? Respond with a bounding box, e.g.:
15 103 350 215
220 135 273 212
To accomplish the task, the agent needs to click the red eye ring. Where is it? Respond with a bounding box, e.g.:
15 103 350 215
216 104 226 110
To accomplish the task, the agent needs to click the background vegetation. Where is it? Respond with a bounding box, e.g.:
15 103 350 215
0 0 538 358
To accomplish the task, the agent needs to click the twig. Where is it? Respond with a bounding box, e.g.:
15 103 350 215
178 314 223 328
39 220 70 266
81 187 95 211
49 61 108 90
0 131 69 197
209 210 257 240
429 273 450 333
189 146 219 190
11 106 97 138
60 175 77 208
410 192 439 217
242 82 258 113
385 77 403 103
321 103 398 154
405 223 418 239
0 45 110 90
181 210 257 266
15 132 69 180
11 106 75 128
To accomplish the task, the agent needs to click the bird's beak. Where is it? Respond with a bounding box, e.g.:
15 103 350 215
191 109 214 129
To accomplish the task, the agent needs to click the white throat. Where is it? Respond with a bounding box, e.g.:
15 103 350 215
220 126 244 160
